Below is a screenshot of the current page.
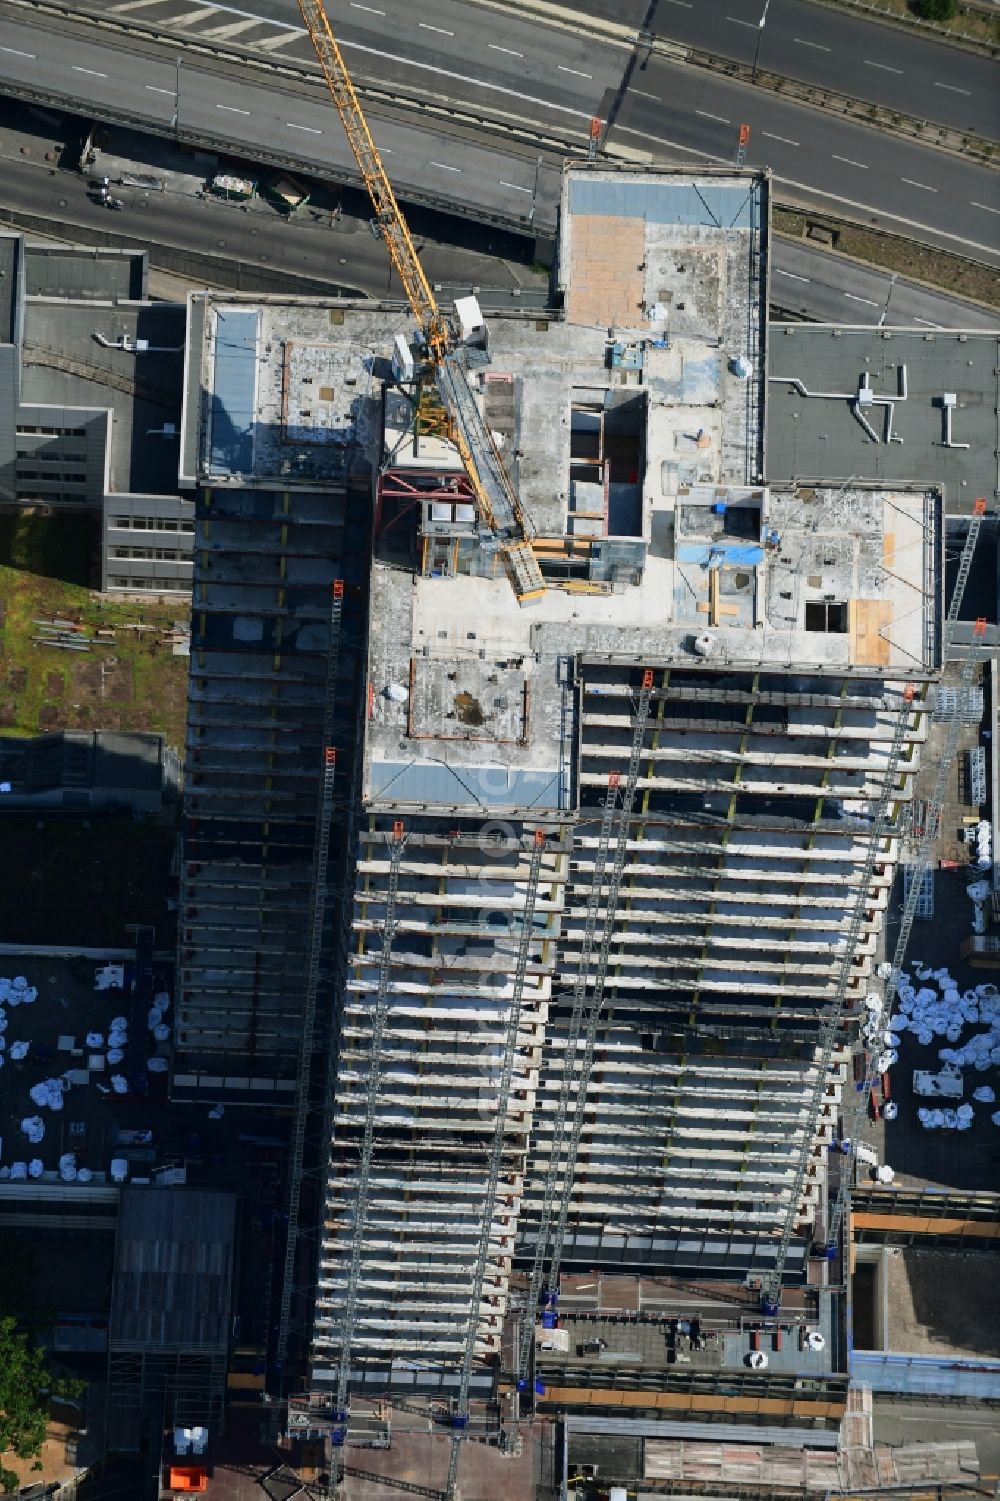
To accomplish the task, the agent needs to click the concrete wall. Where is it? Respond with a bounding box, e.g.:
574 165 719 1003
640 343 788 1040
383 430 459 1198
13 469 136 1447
16 403 108 508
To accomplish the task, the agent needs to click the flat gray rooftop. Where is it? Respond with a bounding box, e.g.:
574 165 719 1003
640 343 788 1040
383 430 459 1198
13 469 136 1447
21 299 185 495
190 295 386 487
766 327 1000 509
25 244 146 302
110 1185 236 1353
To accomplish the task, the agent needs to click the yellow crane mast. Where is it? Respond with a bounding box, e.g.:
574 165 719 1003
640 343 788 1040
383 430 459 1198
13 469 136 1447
296 0 546 605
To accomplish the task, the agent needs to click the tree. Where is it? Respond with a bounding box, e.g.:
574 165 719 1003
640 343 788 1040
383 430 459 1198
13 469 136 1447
910 0 958 20
0 1316 83 1495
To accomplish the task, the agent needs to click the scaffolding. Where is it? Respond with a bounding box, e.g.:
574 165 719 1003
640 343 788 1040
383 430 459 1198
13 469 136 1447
276 582 345 1370
329 823 406 1485
516 670 656 1394
827 502 988 1254
444 829 548 1500
757 679 918 1310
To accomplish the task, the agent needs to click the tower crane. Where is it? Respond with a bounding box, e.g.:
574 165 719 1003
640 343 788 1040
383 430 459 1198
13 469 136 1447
295 0 545 606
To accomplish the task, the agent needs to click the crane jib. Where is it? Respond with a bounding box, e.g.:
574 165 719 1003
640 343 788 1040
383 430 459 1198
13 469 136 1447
296 0 546 605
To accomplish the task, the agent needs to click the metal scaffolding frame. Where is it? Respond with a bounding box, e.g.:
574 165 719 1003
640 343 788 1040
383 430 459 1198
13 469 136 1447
827 502 987 1254
328 823 407 1489
516 670 656 1392
444 829 549 1500
276 581 345 1370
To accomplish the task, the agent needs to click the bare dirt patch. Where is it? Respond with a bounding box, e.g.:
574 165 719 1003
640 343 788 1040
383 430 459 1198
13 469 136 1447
887 1246 1000 1359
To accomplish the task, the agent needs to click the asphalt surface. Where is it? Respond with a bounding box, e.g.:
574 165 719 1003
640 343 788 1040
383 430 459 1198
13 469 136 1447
611 55 1000 265
0 7 566 229
769 241 1000 329
1 0 998 261
580 0 1000 136
0 146 542 299
2 115 996 332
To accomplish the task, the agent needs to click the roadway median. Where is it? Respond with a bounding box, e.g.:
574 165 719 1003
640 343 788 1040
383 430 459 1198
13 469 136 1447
8 0 997 168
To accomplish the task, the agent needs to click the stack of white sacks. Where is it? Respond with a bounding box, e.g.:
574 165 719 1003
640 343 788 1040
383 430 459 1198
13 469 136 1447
148 991 171 1072
0 977 176 1179
0 973 38 1070
889 962 1000 1131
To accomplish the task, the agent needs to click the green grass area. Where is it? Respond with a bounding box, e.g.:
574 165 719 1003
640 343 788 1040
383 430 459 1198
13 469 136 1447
820 0 1000 47
0 517 189 745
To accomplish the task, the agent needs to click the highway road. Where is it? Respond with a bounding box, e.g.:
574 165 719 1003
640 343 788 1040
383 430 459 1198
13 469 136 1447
0 0 997 258
2 112 995 331
61 0 1000 141
0 143 545 298
610 57 1000 264
769 241 999 328
581 0 1000 137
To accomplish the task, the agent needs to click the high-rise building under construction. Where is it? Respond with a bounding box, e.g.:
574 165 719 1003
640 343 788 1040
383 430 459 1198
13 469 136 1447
174 165 943 1463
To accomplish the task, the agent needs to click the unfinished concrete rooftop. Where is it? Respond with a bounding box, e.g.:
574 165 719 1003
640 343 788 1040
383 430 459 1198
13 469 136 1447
366 481 940 814
309 166 945 1401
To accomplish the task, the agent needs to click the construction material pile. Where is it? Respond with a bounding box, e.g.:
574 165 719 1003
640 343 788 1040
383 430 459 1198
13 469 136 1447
889 965 1000 1130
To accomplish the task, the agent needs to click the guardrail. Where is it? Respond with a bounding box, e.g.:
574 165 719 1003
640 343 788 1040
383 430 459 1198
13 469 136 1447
0 75 563 239
4 0 996 175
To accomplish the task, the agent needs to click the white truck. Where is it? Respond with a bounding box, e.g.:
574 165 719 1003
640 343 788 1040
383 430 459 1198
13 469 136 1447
912 1062 963 1099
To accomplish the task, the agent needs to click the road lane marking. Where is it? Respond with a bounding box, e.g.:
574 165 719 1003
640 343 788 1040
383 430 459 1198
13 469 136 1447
696 109 731 124
726 15 758 25
431 161 462 171
844 292 878 306
333 39 596 123
145 85 174 93
913 317 942 328
632 89 659 100
73 65 109 77
0 45 35 58
499 180 532 193
419 22 454 34
832 155 868 169
287 122 322 132
217 104 250 114
794 37 830 50
901 178 936 192
489 43 524 57
971 201 1000 215
613 128 1000 263
775 270 809 282
865 60 902 73
935 81 970 95
663 1 693 7
558 64 593 78
350 2 385 12
763 130 799 146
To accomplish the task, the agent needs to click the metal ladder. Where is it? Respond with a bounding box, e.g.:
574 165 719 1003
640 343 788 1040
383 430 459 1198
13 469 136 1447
329 821 407 1487
444 830 549 1501
275 579 344 1371
515 670 655 1387
825 505 987 1252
